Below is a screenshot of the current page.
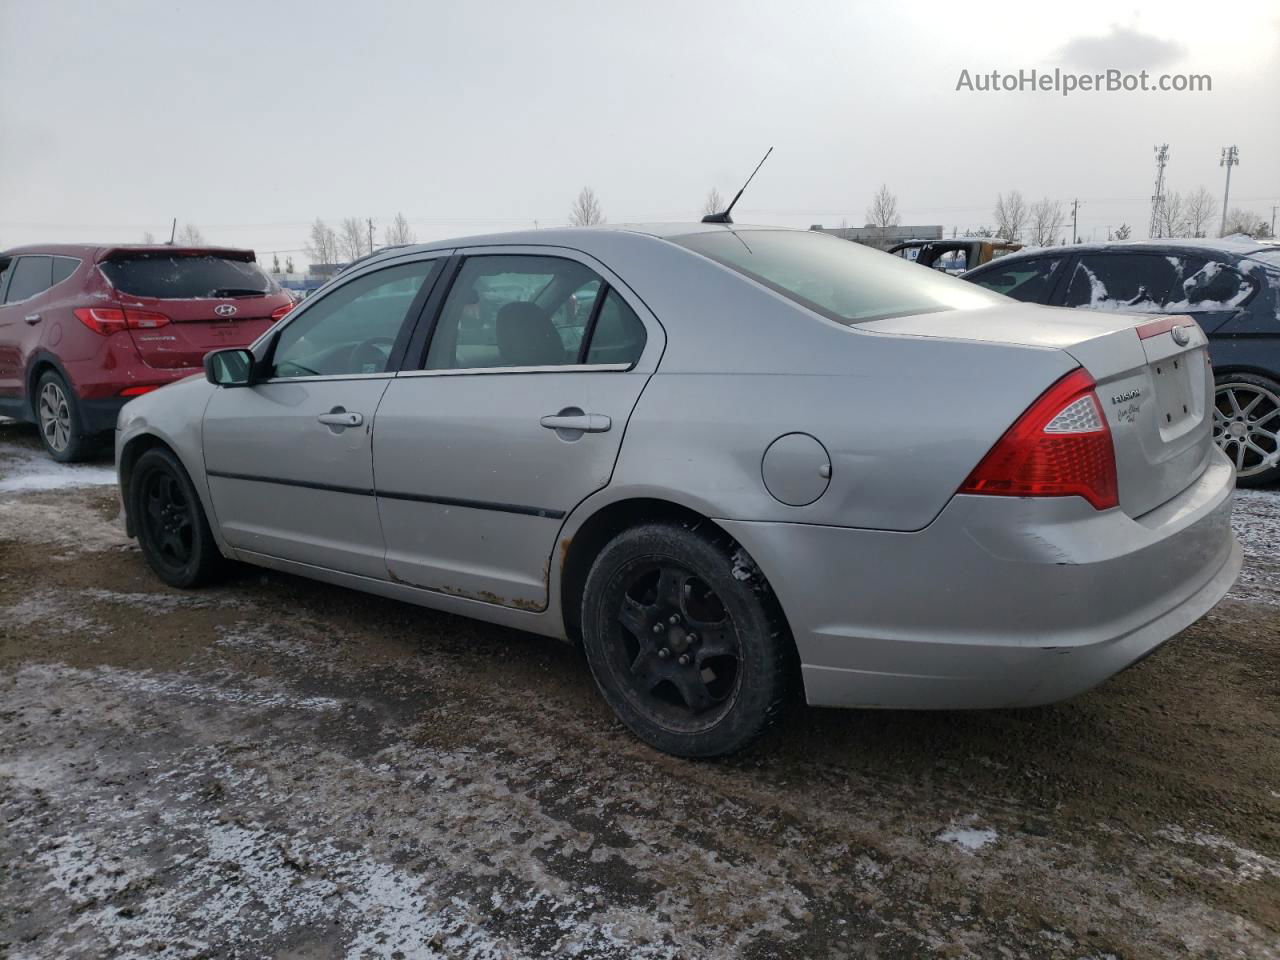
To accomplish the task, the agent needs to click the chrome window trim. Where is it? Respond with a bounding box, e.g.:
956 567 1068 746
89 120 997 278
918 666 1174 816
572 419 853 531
262 371 396 384
396 363 632 379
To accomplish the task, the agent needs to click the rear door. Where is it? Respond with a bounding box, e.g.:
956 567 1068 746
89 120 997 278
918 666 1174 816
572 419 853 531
202 257 443 576
0 256 55 397
372 248 662 609
98 251 291 369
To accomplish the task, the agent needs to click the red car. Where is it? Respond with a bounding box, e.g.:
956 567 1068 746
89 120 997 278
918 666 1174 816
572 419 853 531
0 245 293 460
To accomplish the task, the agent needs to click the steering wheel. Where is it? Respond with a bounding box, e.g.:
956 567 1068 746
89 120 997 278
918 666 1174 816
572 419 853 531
349 337 396 374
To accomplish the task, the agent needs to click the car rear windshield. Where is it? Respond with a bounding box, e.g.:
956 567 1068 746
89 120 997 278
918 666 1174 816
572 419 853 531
672 229 1004 324
100 254 274 299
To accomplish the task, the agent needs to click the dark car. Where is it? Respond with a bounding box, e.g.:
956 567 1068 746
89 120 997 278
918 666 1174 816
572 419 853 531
964 238 1280 486
0 245 294 461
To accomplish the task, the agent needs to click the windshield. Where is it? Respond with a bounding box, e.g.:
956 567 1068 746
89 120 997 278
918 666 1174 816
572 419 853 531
673 229 1004 324
100 254 274 299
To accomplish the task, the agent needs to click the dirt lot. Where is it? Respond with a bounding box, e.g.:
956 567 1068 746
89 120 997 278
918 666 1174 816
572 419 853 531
0 418 1277 960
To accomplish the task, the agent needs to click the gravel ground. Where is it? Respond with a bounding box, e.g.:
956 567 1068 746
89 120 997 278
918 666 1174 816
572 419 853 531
0 417 1277 960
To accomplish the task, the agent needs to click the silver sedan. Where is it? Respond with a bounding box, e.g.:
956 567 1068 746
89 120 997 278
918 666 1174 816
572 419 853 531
116 224 1241 756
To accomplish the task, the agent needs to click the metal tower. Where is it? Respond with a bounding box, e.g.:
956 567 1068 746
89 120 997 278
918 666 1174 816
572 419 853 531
1148 144 1169 239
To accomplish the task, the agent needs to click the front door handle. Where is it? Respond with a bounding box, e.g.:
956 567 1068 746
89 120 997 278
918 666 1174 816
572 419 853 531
317 409 363 428
24 314 41 325
540 412 611 433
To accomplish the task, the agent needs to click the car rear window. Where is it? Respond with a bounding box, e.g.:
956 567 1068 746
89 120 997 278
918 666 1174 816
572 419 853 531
672 229 1003 324
100 254 274 299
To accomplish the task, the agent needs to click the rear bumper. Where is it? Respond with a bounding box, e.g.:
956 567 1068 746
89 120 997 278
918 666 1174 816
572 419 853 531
719 452 1241 710
77 367 203 433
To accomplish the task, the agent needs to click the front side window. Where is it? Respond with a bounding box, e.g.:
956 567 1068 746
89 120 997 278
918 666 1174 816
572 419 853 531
101 254 274 299
426 255 603 369
271 260 437 378
968 258 1061 302
4 256 53 303
672 229 1002 325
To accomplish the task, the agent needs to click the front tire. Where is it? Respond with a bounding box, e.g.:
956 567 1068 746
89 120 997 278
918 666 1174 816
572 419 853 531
35 370 93 462
129 447 225 588
1213 373 1280 487
580 522 795 757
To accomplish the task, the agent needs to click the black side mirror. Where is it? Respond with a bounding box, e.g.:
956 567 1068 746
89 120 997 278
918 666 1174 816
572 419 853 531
204 348 256 387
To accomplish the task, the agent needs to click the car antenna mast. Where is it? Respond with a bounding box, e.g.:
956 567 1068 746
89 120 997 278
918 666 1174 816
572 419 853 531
701 146 773 224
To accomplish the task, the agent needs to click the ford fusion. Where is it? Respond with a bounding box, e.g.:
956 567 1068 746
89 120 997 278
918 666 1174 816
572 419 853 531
115 225 1241 757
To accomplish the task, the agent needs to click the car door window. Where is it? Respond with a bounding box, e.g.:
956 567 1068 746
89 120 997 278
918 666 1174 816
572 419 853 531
425 255 603 370
271 260 437 378
4 256 54 303
1063 254 1183 311
584 289 647 365
968 258 1061 301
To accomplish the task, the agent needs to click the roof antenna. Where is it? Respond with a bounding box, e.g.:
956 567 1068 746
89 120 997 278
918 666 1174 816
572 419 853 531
702 146 773 224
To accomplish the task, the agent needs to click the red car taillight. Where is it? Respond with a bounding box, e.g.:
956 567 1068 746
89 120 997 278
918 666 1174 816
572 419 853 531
959 367 1119 511
271 302 295 321
73 307 171 335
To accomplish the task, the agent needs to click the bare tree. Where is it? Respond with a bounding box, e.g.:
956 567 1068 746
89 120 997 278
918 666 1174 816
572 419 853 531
1182 186 1216 238
272 253 281 273
339 217 367 262
1156 190 1187 238
569 187 605 227
1028 198 1063 246
969 226 996 238
992 190 1027 241
177 223 205 245
383 212 416 246
284 256 295 273
702 188 724 217
1112 223 1132 241
1222 208 1268 237
866 184 899 229
142 231 156 244
304 218 339 265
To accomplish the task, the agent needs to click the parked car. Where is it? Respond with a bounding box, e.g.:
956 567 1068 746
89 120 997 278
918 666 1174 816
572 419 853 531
0 244 294 460
889 237 1023 275
963 238 1280 485
116 225 1240 757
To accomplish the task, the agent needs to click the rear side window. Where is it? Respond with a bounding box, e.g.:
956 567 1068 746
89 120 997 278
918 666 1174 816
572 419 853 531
968 258 1061 302
1065 253 1254 312
585 290 646 365
4 256 53 303
50 256 80 285
100 254 274 299
672 229 1001 325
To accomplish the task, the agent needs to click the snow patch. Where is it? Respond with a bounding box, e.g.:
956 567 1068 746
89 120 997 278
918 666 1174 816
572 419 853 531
0 447 116 493
937 826 998 852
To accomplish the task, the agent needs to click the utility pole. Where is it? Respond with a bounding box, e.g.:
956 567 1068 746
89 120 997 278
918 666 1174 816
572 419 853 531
367 218 375 255
1271 205 1277 237
1071 198 1082 244
1148 144 1169 239
1219 145 1239 237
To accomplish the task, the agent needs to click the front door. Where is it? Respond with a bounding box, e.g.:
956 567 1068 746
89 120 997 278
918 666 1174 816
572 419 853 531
373 250 660 609
203 257 442 577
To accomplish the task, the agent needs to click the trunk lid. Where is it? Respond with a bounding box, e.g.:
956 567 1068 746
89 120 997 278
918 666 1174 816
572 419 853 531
861 303 1215 517
97 249 291 369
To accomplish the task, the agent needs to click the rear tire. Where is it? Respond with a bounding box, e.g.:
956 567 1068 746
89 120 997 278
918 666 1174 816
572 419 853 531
580 522 795 758
34 370 93 463
1213 373 1280 487
130 447 225 588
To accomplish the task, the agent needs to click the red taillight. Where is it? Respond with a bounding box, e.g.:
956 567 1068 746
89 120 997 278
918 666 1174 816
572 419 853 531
271 303 294 321
119 385 159 397
74 307 171 335
959 367 1119 511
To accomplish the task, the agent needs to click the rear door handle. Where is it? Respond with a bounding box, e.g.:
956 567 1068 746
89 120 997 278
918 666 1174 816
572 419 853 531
540 413 611 433
317 410 363 427
24 314 41 325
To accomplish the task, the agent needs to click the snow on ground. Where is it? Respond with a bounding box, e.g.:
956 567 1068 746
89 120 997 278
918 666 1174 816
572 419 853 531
1227 488 1280 606
0 445 116 493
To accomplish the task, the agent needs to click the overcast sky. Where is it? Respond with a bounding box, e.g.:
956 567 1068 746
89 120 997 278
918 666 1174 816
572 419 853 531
2 0 1277 262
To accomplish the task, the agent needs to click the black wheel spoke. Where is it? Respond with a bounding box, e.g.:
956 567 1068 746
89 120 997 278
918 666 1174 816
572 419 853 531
629 648 664 691
670 670 715 714
618 596 651 641
656 566 685 609
694 626 737 663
